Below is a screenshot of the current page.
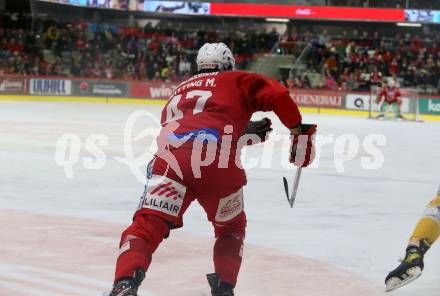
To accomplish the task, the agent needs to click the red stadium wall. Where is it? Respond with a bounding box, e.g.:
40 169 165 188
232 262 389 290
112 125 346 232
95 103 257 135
0 75 177 100
1 75 440 117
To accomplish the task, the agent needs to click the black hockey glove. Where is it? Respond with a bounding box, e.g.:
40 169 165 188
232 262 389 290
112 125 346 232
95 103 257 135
242 118 272 144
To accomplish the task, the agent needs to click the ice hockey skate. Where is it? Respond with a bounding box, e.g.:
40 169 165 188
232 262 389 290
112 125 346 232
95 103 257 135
385 239 431 292
108 269 145 296
207 273 234 296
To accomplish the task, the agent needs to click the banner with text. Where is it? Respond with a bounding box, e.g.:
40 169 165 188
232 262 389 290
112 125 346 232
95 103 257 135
1 75 440 119
346 93 411 113
0 77 27 94
290 89 345 108
73 80 129 97
30 78 72 95
130 81 176 100
419 98 440 115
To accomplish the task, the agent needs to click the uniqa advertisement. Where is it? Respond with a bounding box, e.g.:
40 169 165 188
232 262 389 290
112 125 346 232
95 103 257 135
30 79 72 95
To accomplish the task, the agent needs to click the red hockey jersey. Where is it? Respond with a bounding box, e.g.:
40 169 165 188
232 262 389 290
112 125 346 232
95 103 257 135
159 70 302 155
378 87 402 104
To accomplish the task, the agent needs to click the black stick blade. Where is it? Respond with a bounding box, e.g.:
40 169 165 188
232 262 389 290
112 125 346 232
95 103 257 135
283 177 289 201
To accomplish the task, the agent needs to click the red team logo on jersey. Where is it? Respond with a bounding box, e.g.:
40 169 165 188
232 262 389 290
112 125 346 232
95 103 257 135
138 176 186 217
150 181 183 201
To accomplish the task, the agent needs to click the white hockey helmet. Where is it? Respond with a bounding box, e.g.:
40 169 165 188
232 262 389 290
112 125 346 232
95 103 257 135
196 43 236 71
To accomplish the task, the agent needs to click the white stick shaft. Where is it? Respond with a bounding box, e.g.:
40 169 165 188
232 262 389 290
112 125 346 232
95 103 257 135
289 167 302 208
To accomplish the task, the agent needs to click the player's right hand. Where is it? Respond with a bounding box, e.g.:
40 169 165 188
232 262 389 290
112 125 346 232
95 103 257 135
289 123 317 168
242 118 272 143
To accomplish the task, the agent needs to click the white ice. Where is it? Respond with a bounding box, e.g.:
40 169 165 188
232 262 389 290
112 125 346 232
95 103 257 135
0 100 439 295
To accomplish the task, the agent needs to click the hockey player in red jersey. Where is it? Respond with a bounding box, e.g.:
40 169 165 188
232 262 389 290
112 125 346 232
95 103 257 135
376 81 404 120
108 43 317 296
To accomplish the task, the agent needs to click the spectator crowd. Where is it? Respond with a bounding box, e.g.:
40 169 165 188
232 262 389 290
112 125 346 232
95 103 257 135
0 13 279 82
285 28 440 95
3 13 440 95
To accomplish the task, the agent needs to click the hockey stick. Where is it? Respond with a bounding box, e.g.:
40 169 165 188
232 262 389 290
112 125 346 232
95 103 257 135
283 167 302 208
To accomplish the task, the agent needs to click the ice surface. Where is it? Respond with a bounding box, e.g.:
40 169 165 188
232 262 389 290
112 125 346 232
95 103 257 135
0 101 439 295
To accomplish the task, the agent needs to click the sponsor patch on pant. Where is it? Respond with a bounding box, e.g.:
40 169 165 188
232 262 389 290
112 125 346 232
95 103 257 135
138 175 186 217
215 189 244 223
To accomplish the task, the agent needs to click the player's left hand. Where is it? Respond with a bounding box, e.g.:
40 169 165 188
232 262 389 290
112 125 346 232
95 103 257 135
289 123 317 168
242 118 272 143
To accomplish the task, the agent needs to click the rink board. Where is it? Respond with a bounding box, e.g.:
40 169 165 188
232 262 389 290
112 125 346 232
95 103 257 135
1 94 440 121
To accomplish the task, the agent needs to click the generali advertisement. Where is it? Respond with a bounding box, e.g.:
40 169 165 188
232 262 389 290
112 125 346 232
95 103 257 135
290 89 344 108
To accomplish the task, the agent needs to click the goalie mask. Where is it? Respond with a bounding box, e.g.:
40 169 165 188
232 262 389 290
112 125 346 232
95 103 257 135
196 43 236 71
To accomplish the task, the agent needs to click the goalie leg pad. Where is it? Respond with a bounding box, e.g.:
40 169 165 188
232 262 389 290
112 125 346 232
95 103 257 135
391 102 402 118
